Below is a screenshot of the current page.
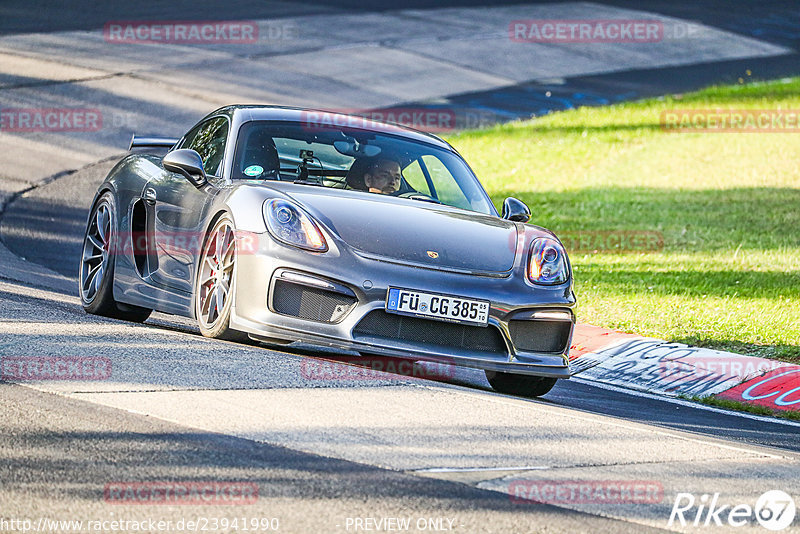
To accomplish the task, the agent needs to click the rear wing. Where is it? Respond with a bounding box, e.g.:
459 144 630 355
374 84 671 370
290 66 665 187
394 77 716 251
129 135 179 151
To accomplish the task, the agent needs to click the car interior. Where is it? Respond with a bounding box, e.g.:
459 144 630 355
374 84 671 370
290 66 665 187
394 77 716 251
229 121 489 213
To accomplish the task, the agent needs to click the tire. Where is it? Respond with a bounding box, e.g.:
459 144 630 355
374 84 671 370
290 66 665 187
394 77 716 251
485 370 558 398
194 215 248 342
79 192 152 322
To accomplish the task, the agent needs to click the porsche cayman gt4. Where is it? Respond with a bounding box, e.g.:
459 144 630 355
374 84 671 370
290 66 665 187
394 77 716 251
79 105 576 397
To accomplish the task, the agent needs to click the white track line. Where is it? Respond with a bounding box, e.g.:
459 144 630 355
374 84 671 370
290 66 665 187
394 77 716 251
571 376 800 429
415 465 550 473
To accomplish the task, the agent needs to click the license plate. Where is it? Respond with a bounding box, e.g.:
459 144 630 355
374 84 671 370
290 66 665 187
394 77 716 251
385 287 490 326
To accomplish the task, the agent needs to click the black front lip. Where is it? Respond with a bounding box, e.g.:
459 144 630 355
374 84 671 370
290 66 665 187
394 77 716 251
257 269 573 377
249 326 573 379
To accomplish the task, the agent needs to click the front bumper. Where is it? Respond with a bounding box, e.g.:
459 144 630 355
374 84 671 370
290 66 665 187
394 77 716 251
230 233 575 379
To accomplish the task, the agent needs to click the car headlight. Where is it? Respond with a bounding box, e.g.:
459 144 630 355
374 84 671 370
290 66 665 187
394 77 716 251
528 237 569 285
263 199 327 252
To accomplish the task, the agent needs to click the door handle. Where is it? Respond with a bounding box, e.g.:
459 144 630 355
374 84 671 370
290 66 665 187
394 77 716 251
143 187 157 203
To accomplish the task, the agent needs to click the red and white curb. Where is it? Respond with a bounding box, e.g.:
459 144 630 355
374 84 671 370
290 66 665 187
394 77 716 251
569 324 800 413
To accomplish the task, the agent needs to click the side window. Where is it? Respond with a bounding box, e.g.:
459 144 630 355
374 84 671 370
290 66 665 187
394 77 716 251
421 155 470 210
184 117 229 176
402 160 431 195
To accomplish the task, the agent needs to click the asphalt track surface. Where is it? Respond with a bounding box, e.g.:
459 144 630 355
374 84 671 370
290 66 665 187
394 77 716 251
1 1 799 532
401 0 800 121
3 157 800 453
2 1 798 45
2 0 798 122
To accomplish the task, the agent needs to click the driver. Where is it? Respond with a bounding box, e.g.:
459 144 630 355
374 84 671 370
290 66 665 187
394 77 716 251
363 158 402 195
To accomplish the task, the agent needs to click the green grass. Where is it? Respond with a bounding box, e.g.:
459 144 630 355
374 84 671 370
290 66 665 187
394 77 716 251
681 395 800 422
447 77 800 362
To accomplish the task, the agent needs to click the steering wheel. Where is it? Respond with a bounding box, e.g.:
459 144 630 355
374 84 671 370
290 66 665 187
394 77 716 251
394 191 442 204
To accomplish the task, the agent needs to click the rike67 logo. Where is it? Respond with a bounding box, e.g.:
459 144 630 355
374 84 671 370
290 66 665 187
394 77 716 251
669 490 796 531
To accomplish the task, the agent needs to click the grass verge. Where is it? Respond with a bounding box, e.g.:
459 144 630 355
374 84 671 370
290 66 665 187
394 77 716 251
448 77 800 362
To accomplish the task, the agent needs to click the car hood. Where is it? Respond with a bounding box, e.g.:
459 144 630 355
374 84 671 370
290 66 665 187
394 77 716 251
286 188 518 274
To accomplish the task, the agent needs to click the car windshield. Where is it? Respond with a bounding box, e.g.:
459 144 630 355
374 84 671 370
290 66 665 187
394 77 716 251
232 120 495 215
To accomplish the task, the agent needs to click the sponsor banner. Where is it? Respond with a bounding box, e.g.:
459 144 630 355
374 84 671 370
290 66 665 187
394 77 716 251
0 108 102 132
656 354 784 387
569 323 796 414
660 109 800 133
509 479 663 505
572 337 773 397
1 356 111 381
104 482 258 505
104 21 259 44
715 365 800 411
509 20 664 43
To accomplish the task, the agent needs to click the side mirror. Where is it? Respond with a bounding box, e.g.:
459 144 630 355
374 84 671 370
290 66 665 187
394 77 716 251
163 149 207 187
502 197 531 223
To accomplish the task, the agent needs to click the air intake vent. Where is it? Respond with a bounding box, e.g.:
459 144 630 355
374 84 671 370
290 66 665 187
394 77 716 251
508 320 571 353
353 310 507 355
272 279 356 323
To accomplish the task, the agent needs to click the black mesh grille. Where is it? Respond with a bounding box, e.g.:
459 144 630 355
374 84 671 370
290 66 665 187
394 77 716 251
353 311 507 354
272 280 356 323
508 320 571 353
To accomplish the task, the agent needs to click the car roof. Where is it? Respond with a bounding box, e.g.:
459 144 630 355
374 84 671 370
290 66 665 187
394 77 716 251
205 105 455 152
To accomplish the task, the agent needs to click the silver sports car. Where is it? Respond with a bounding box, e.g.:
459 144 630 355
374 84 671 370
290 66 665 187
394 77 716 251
79 106 575 397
